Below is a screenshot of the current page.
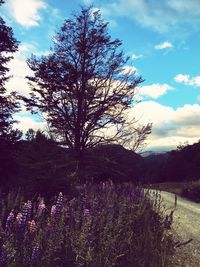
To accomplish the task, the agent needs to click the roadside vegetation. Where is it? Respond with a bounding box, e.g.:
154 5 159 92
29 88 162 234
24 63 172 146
0 182 174 266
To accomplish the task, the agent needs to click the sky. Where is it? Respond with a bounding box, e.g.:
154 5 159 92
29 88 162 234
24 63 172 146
1 0 200 152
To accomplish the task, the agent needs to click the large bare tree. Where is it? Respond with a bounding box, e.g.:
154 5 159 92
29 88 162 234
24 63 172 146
24 7 150 159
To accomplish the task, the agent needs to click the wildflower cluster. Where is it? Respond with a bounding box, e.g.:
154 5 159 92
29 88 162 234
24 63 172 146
0 183 174 266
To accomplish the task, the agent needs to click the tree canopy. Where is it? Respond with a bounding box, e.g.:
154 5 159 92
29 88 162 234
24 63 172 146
24 7 149 157
0 1 21 142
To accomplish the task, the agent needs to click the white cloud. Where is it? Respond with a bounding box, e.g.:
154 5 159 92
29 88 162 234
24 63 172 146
154 41 173 50
174 74 189 83
131 53 143 60
14 115 46 133
137 83 174 99
91 6 117 27
6 43 34 96
132 101 200 151
97 0 200 33
174 74 200 87
6 43 51 96
7 0 46 27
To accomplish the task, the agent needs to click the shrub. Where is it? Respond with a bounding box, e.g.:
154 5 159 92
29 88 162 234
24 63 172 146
0 182 174 266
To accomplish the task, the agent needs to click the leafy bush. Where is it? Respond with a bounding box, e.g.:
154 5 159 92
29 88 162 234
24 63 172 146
0 182 174 266
181 181 200 202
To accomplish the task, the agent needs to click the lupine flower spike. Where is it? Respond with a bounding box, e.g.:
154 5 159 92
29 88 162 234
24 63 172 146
55 192 63 217
27 200 32 221
5 210 14 232
31 244 39 266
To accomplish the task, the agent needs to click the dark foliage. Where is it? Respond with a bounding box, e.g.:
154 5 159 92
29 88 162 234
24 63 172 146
144 141 200 183
0 1 22 189
13 131 73 198
181 183 200 202
82 144 144 183
0 128 145 198
165 142 200 181
143 153 170 183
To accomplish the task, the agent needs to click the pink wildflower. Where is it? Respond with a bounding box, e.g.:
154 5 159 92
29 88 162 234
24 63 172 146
51 205 56 217
16 212 23 223
28 220 37 234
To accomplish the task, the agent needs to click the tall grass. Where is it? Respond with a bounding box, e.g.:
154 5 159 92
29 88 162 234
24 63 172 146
0 181 174 266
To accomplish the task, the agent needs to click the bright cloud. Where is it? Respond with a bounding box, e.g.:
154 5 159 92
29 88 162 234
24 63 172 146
6 43 51 96
137 83 174 99
154 41 173 50
6 43 34 96
131 53 143 60
14 115 46 133
132 101 200 151
97 0 200 33
174 74 200 87
8 0 46 27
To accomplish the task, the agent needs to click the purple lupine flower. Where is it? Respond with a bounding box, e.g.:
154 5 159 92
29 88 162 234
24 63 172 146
5 210 14 232
0 247 8 267
22 203 29 222
31 244 39 266
27 200 32 221
55 192 63 216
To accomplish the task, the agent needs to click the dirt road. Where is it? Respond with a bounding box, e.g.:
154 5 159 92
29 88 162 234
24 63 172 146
160 191 200 266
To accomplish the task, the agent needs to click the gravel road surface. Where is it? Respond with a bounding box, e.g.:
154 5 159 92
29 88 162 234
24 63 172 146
160 191 200 266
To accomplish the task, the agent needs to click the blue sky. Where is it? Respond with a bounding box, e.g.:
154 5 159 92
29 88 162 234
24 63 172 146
1 0 200 152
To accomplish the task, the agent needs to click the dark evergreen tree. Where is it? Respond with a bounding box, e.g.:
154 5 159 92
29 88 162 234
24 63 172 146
25 128 36 141
0 1 21 143
24 7 149 158
0 1 22 188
